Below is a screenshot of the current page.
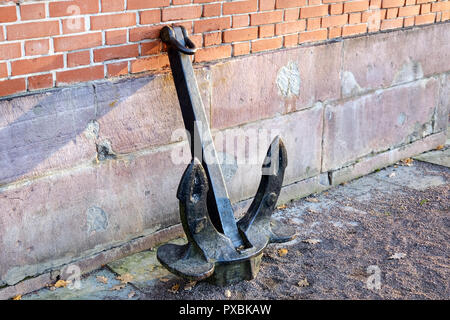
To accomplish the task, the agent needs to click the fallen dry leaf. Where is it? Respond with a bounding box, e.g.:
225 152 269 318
277 204 287 210
297 278 309 287
96 276 108 284
435 145 444 150
388 172 396 178
159 277 170 282
168 283 180 294
128 291 136 299
400 158 414 166
116 273 133 284
54 280 71 288
277 248 288 257
388 253 406 260
224 289 232 298
305 197 319 203
111 284 126 291
307 208 319 214
302 239 321 245
184 281 197 291
12 295 22 300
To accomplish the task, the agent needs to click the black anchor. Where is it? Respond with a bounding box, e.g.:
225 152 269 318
157 26 296 285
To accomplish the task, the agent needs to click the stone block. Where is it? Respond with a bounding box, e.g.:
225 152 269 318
323 78 439 171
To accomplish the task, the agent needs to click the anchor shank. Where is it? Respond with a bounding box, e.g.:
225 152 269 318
166 27 243 248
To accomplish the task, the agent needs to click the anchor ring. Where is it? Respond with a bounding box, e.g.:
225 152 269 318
160 26 197 55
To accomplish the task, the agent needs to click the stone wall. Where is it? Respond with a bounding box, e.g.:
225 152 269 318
0 22 449 298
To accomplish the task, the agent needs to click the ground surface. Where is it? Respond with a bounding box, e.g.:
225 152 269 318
22 144 449 300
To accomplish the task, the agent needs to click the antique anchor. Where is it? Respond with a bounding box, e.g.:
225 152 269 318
157 26 296 285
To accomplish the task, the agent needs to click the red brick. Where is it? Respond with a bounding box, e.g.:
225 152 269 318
131 54 169 73
344 1 370 13
233 15 250 27
298 29 327 43
140 10 161 24
204 32 222 46
28 73 53 90
67 50 91 67
0 62 7 78
404 16 415 26
415 13 436 24
105 29 127 45
140 41 162 55
382 0 405 8
284 34 299 46
62 17 86 34
284 8 300 20
94 44 139 62
349 12 362 23
329 26 342 38
300 5 329 18
381 17 404 29
251 37 283 53
25 39 50 56
0 78 26 96
342 23 368 35
0 28 3 41
11 55 64 76
223 27 258 42
91 12 136 30
275 0 307 9
223 0 258 15
0 5 17 23
275 20 306 34
431 2 450 12
107 61 129 77
195 45 231 62
0 42 22 60
57 65 104 85
250 11 283 25
307 17 321 30
54 33 102 52
203 3 221 17
322 14 348 27
233 42 250 56
129 26 161 42
127 0 170 10
259 24 275 37
49 0 99 17
101 0 125 12
162 5 202 21
398 5 420 16
20 3 46 20
421 3 431 14
194 17 230 33
7 21 60 41
386 8 398 19
260 0 276 11
330 3 344 15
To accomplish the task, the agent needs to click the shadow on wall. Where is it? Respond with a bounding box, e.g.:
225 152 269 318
0 77 153 187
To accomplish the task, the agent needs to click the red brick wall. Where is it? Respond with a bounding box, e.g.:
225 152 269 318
0 0 448 98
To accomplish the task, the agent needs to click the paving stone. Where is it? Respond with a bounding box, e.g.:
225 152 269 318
371 163 447 191
107 237 186 292
22 268 142 300
414 148 450 168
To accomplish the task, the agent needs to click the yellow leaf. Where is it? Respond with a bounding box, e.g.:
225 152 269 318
111 284 126 291
436 145 444 150
224 290 232 298
277 248 288 257
54 280 71 288
277 204 287 210
159 277 170 282
116 273 133 284
96 276 108 284
305 197 319 203
184 281 197 291
168 283 180 294
297 278 309 287
12 295 22 300
302 239 321 245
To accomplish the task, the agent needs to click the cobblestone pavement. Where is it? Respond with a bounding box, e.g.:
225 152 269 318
22 143 449 300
